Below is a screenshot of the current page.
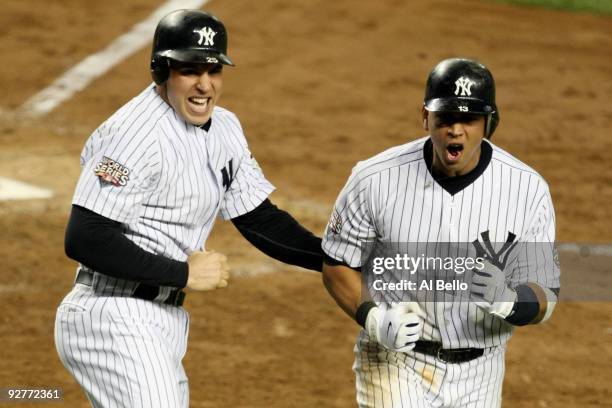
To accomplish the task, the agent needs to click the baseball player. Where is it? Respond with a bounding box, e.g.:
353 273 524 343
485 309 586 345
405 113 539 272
54 10 323 408
322 58 560 407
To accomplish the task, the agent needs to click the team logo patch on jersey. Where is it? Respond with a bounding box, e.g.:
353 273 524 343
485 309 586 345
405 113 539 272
94 156 130 187
329 210 343 235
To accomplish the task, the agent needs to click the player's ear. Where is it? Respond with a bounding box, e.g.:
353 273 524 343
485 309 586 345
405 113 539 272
421 105 429 131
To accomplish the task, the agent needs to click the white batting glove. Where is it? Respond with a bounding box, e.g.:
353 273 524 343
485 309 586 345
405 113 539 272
365 302 423 353
470 260 517 319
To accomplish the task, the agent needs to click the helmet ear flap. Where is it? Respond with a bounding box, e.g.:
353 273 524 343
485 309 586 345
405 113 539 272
151 56 170 85
486 111 500 139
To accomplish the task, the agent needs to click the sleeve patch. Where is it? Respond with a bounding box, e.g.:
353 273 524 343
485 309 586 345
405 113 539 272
94 156 131 187
329 209 343 235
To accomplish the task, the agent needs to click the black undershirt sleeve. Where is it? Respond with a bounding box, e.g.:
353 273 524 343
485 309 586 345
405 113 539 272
65 205 188 287
231 199 323 272
323 254 362 272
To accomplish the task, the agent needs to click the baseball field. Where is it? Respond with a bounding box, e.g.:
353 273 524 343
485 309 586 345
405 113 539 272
1 0 611 406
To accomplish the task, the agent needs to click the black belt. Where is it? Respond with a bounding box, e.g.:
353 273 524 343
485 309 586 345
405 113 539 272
75 269 186 307
413 340 484 363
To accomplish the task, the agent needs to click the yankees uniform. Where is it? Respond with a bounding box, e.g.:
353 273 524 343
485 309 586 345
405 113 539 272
55 10 324 408
55 85 273 407
322 59 560 407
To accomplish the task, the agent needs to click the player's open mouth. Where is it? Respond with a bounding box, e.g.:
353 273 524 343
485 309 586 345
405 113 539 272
188 96 210 114
446 143 464 162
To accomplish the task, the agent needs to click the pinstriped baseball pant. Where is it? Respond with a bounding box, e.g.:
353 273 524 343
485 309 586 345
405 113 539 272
54 283 190 408
353 333 505 408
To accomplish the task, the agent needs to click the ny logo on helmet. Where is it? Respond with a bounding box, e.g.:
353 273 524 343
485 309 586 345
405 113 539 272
454 77 475 96
193 27 216 46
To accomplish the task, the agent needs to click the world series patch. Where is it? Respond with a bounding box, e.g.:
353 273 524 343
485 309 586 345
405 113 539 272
94 156 130 186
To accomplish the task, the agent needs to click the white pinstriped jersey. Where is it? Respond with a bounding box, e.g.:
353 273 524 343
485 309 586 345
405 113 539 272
73 85 274 263
323 136 560 349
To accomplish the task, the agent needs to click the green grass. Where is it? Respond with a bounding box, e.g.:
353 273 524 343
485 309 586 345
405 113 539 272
494 0 612 14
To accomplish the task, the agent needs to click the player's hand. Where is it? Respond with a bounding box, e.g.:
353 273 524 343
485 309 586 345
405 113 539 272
186 250 230 291
470 260 517 319
365 302 423 353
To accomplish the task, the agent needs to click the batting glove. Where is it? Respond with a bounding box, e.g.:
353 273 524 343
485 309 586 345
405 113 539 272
470 260 517 319
365 302 423 353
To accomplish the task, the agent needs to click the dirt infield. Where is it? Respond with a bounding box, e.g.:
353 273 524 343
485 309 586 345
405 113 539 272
1 0 611 407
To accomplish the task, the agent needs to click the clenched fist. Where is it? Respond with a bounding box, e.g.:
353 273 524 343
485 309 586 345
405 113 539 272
366 302 424 353
186 250 230 291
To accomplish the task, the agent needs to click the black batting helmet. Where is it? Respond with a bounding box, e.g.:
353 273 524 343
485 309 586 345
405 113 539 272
424 58 499 138
150 9 234 85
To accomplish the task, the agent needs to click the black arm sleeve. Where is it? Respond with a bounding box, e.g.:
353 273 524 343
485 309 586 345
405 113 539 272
323 254 361 272
65 205 188 287
231 199 323 272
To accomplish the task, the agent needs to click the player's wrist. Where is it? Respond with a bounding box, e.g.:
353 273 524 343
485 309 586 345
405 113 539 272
178 261 189 288
356 301 377 327
365 307 382 343
356 301 380 341
504 284 557 326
